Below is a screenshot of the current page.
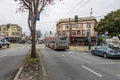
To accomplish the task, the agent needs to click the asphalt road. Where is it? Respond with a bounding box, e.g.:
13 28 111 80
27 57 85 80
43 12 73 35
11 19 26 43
0 44 30 80
38 44 120 80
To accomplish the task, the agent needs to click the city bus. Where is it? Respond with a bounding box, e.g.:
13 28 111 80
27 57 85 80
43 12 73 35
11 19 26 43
44 35 69 50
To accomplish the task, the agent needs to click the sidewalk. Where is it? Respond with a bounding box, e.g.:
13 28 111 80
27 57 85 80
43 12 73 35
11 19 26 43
10 43 18 47
1 43 18 49
69 46 95 52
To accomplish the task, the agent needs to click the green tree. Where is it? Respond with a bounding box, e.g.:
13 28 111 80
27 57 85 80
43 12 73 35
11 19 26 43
15 0 61 58
96 9 120 36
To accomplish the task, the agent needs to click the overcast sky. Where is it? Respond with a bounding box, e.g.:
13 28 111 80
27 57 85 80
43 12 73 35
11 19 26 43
0 0 120 36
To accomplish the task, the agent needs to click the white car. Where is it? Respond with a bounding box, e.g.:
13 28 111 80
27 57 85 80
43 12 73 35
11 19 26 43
107 42 113 46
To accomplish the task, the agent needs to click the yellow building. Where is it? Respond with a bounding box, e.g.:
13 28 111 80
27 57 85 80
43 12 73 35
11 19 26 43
56 16 98 46
0 24 22 43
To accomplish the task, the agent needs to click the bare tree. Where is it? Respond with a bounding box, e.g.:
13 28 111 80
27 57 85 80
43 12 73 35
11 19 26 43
15 0 61 58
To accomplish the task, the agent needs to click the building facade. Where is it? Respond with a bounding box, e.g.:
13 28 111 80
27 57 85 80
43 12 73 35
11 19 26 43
56 16 98 46
0 24 22 43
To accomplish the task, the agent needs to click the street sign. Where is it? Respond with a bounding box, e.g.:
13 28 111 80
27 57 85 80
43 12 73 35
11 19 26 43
104 33 107 38
36 15 40 21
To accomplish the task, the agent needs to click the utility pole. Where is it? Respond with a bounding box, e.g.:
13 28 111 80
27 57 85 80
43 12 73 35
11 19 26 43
88 8 93 50
69 18 72 45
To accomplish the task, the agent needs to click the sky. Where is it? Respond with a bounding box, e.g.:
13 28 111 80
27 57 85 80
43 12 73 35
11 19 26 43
0 0 120 36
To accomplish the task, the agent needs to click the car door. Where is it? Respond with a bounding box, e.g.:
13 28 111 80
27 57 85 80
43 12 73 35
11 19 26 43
96 46 103 56
94 46 101 55
99 46 107 56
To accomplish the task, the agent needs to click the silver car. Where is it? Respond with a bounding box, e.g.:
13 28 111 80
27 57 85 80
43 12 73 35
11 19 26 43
91 45 120 58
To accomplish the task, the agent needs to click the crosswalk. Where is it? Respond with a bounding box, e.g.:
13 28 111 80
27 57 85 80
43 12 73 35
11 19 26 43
13 44 40 49
14 44 31 49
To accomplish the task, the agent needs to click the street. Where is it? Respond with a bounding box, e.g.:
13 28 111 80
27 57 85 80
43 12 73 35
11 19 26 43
0 44 30 80
39 44 120 80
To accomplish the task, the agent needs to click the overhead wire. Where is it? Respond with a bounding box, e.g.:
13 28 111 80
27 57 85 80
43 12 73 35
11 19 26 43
35 14 105 24
67 0 91 17
36 0 92 25
35 0 106 24
61 0 83 18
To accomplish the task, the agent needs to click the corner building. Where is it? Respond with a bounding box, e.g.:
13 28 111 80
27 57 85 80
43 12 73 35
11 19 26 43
56 16 98 46
0 24 22 43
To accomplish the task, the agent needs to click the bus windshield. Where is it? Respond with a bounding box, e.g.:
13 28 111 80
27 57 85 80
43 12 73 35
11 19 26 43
60 37 66 40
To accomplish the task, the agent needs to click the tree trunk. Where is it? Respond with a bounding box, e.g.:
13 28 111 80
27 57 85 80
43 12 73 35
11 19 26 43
31 22 36 58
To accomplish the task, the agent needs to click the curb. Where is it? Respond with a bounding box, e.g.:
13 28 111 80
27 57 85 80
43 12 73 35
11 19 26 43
14 66 23 80
38 49 48 80
13 50 30 80
13 49 48 80
10 43 18 48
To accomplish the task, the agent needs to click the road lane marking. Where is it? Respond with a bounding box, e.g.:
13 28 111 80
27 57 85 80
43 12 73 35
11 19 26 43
81 65 103 77
67 51 74 53
61 54 65 57
0 54 6 58
116 74 120 77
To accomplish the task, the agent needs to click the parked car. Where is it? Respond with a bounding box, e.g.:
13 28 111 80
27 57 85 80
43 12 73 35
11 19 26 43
91 45 120 58
0 38 10 48
0 39 3 48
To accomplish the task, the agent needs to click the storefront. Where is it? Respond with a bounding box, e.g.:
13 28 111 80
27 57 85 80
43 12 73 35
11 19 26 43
71 37 96 46
5 37 21 43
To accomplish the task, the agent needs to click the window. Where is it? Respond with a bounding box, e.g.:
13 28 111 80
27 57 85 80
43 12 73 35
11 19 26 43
3 28 6 31
66 25 70 29
12 28 17 31
77 24 81 28
66 30 70 35
77 30 81 35
72 31 76 35
5 32 8 36
12 32 14 36
72 24 76 28
63 31 66 35
82 30 85 35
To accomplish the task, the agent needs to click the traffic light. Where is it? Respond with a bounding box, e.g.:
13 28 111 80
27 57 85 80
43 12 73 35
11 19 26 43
7 24 10 29
75 15 78 22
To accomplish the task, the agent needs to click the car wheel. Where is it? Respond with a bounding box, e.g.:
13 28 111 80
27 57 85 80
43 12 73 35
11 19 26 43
103 53 108 58
91 51 94 55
